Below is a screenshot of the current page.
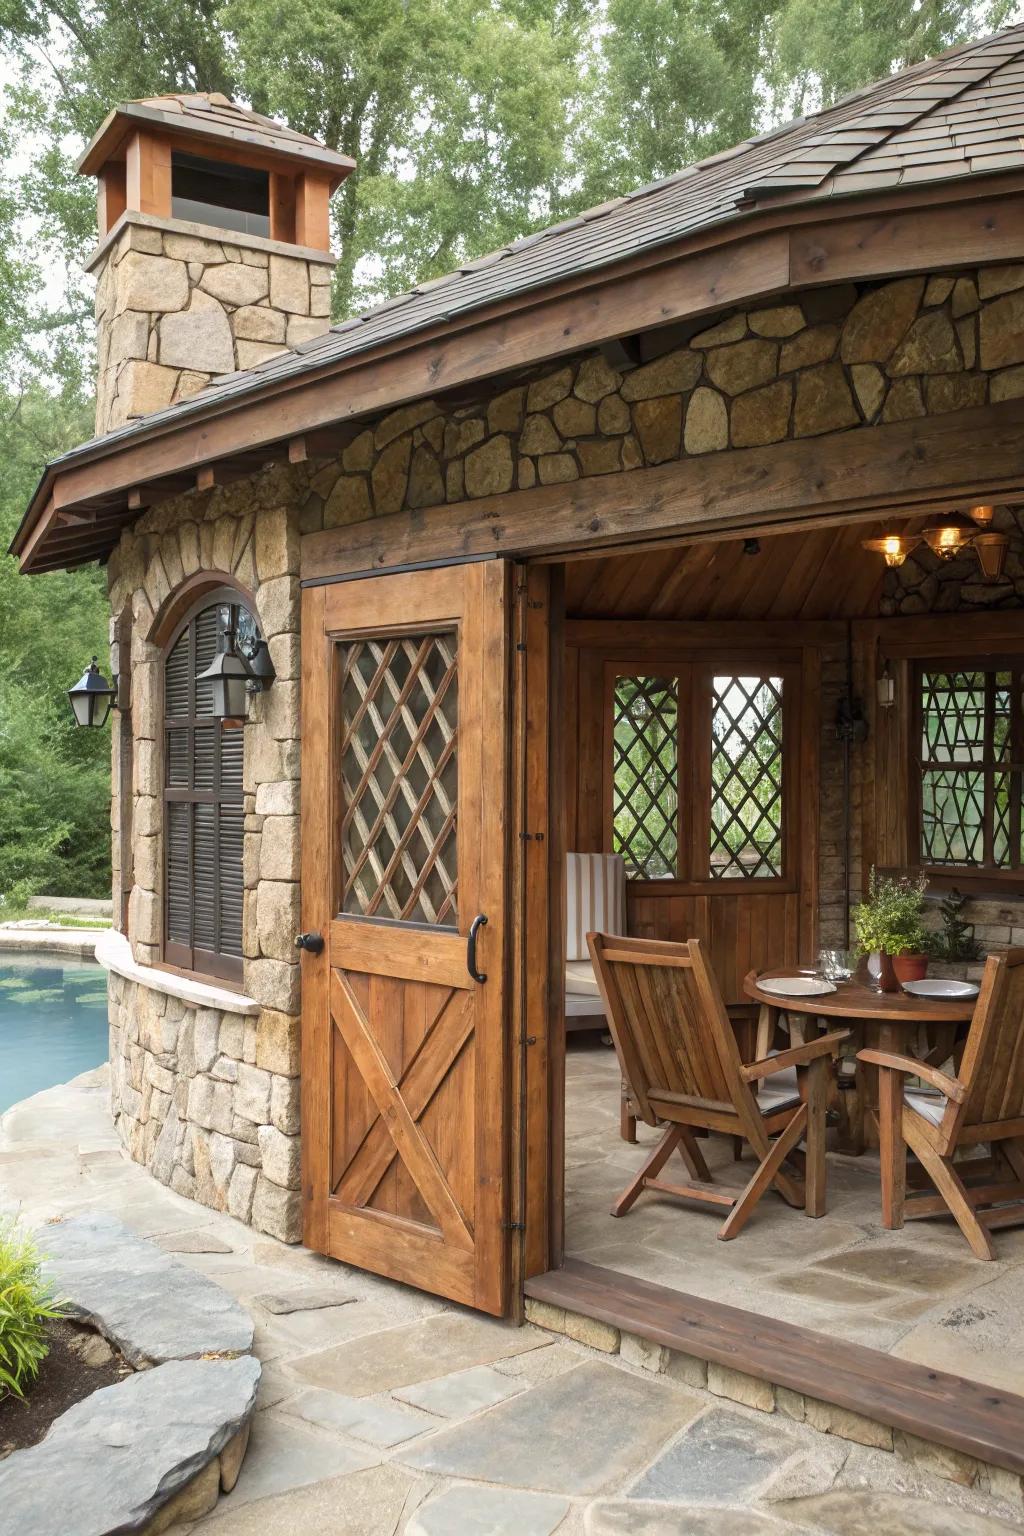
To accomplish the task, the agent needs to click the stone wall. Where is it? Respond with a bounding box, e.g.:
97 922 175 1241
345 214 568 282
297 264 1024 536
91 214 334 434
105 463 311 1240
101 257 1024 1236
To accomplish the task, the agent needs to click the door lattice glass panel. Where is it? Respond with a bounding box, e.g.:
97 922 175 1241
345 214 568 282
709 675 785 879
340 633 459 925
611 675 679 879
919 666 1022 870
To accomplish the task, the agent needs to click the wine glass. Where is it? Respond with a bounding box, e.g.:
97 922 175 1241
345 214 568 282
818 948 854 983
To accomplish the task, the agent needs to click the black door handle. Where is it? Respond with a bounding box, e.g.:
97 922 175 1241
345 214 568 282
467 914 488 983
294 931 324 955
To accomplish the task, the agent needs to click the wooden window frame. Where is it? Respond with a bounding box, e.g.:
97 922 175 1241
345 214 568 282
909 650 1024 886
160 586 250 985
602 651 800 896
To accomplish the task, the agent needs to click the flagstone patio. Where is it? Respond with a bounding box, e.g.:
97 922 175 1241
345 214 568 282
1 1065 1022 1535
564 1037 1024 1398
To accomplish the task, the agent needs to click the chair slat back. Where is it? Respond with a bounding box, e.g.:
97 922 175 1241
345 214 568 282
588 932 751 1127
566 853 626 962
957 948 1024 1131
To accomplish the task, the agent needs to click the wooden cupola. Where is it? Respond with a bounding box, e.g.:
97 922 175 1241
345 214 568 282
78 92 355 254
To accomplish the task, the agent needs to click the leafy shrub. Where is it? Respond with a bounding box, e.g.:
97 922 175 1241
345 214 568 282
853 869 929 957
0 1220 61 1399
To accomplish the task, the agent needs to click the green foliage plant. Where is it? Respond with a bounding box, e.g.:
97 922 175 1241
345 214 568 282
852 868 929 958
933 888 981 962
0 1219 61 1400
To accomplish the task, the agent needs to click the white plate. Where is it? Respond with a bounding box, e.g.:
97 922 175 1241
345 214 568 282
757 977 838 998
901 979 979 1000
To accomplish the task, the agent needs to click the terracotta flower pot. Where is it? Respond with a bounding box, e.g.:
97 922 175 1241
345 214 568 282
892 952 929 985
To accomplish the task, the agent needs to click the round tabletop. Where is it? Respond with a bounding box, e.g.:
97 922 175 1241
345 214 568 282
743 969 976 1024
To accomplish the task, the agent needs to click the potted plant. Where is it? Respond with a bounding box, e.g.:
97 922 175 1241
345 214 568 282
852 870 930 992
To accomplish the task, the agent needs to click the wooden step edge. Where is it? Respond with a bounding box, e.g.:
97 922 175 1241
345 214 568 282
525 1259 1024 1479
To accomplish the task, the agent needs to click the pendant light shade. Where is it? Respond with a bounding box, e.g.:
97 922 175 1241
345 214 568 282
973 531 1010 581
861 533 919 568
68 657 117 728
921 513 978 560
196 625 276 721
969 503 995 527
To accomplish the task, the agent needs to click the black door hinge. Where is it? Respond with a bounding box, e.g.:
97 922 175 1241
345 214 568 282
519 831 545 842
503 1220 526 1232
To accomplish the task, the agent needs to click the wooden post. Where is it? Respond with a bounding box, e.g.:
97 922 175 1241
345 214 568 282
295 172 332 251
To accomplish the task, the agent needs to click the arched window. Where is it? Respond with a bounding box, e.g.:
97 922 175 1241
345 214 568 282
162 590 257 983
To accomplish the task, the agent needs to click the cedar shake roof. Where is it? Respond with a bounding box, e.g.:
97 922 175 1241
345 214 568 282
77 92 355 185
12 23 1024 567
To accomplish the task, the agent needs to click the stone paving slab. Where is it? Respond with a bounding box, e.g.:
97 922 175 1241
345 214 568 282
40 1210 254 1366
400 1360 703 1495
224 1410 377 1509
776 1489 1023 1533
189 1464 423 1535
0 1355 260 1536
585 1503 795 1535
629 1406 800 1505
289 1311 549 1397
407 1484 571 1535
394 1363 524 1418
282 1385 438 1446
254 1285 358 1314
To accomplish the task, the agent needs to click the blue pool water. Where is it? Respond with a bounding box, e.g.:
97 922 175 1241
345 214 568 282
0 957 108 1114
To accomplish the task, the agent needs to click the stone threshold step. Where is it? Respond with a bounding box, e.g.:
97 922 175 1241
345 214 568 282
524 1259 1024 1480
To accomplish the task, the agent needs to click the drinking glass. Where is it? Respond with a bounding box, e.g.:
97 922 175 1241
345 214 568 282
818 948 854 983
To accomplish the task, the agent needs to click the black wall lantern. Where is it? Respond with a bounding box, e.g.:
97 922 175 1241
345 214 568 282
197 624 275 721
68 657 117 728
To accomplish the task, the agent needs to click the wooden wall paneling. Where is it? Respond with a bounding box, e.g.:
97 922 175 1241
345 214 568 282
577 649 605 852
798 647 822 965
269 171 296 244
546 568 567 1270
518 564 555 1282
563 644 580 851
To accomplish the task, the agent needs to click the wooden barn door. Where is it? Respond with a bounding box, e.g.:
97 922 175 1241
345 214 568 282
300 561 513 1315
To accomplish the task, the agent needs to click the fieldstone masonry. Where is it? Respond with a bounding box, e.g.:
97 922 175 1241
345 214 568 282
90 213 335 434
106 468 306 1240
102 261 1024 1238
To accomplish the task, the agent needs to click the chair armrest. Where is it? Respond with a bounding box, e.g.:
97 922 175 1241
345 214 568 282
742 1029 850 1082
856 1048 966 1103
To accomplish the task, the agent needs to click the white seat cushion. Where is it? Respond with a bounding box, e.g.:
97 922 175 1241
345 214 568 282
565 959 601 1000
905 1090 947 1126
757 1061 801 1113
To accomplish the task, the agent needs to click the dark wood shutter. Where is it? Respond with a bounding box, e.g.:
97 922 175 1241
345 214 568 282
163 597 248 983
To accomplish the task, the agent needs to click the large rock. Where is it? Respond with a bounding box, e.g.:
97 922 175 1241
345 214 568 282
840 277 923 363
115 251 189 314
730 379 791 447
200 265 270 307
888 311 961 375
159 298 234 374
793 363 859 437
632 396 682 463
704 339 777 396
269 254 309 314
0 1356 260 1536
465 434 514 497
684 387 728 453
979 288 1024 370
41 1212 253 1365
620 349 701 401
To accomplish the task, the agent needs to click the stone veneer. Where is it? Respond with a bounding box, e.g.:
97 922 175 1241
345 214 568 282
91 213 335 434
106 468 306 1240
103 261 1024 1238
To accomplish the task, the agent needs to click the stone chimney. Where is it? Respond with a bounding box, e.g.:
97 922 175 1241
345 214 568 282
78 93 354 433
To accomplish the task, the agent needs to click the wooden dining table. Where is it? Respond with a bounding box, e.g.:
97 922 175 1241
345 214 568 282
743 969 977 1154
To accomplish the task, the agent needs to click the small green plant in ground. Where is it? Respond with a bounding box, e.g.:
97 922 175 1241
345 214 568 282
0 1220 61 1399
929 888 981 962
853 869 929 957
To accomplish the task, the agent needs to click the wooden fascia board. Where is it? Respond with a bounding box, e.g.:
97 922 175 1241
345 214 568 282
299 397 1024 580
15 175 1024 572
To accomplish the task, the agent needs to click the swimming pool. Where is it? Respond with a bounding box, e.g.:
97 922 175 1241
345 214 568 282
0 956 108 1114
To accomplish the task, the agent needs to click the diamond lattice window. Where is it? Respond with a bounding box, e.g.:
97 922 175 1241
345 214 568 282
611 675 679 879
709 675 785 880
919 666 1022 871
339 633 459 925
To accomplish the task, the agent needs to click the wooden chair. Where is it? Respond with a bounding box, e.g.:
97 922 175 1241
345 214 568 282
860 947 1024 1261
564 852 626 1033
588 932 848 1240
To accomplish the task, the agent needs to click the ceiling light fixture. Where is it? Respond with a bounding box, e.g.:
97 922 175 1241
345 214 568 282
861 533 920 568
921 513 978 561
